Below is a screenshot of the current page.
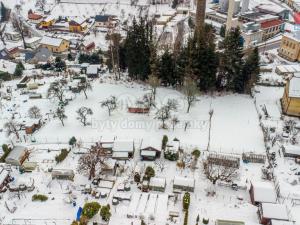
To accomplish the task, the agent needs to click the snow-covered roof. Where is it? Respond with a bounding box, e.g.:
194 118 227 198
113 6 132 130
40 36 64 47
270 220 294 225
43 15 56 22
261 203 289 220
141 150 156 157
112 152 128 158
86 64 100 74
251 181 277 203
6 146 27 162
288 76 300 98
0 59 17 74
283 145 300 156
173 176 195 188
0 168 9 185
112 140 134 152
69 16 86 25
149 177 166 188
276 64 300 74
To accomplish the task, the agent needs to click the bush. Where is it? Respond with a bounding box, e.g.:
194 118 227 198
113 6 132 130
0 144 11 162
82 202 101 219
55 149 70 163
69 136 77 146
202 218 209 225
145 166 155 180
192 149 201 159
32 194 48 202
100 204 111 221
162 135 168 150
134 172 141 183
183 192 190 210
164 151 178 161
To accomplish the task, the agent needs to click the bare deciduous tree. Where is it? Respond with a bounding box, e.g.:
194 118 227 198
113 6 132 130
101 96 117 116
182 76 198 113
11 13 27 49
78 145 109 180
155 99 178 129
0 23 6 46
79 79 92 99
148 74 160 100
47 82 65 102
4 120 21 139
54 107 67 126
155 159 166 172
28 106 42 119
203 160 239 185
76 107 93 126
171 116 179 130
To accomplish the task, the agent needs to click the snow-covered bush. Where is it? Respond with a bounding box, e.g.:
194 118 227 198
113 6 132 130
82 202 101 219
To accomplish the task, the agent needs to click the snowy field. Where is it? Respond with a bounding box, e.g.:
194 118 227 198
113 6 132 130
4 77 263 155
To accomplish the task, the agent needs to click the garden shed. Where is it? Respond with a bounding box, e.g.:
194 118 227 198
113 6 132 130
282 145 300 158
51 169 75 181
249 181 277 205
215 219 245 225
5 146 29 166
258 203 289 225
173 176 195 192
112 140 134 159
149 177 166 192
140 146 161 161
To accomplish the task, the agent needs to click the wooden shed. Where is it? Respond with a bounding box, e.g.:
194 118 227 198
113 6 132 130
149 177 166 192
258 203 289 225
140 146 161 161
249 181 277 205
173 176 195 192
51 169 75 181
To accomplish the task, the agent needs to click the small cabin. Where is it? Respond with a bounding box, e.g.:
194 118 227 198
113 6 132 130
249 181 277 205
282 75 300 117
112 140 135 159
51 169 75 181
173 176 195 192
25 119 42 134
140 146 161 161
128 107 150 114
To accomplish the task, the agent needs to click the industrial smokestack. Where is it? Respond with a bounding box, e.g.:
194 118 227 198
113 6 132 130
195 0 207 31
241 0 249 14
226 0 234 33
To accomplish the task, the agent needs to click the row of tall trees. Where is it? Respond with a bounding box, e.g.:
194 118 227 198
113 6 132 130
119 17 260 94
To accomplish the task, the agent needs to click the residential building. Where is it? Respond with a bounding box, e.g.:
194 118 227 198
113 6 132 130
28 12 43 23
94 15 115 28
282 75 300 116
39 36 70 53
39 15 55 28
279 33 300 62
260 19 284 41
69 17 87 33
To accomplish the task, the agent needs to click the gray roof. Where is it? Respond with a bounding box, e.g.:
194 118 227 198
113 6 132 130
6 146 26 162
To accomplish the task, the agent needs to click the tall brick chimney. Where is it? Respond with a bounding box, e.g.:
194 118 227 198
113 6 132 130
195 0 206 30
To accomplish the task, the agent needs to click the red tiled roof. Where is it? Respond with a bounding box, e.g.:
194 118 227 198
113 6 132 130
260 19 283 29
28 13 42 20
